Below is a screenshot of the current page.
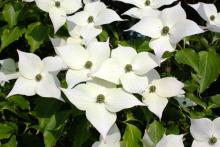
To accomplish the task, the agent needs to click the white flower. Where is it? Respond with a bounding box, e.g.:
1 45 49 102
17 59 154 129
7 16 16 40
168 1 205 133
0 58 19 86
7 50 63 101
142 77 184 119
61 80 143 139
92 124 121 147
35 0 82 33
190 118 220 147
130 3 204 61
94 45 158 94
67 1 122 42
56 40 110 88
115 0 176 19
143 131 184 147
189 2 220 33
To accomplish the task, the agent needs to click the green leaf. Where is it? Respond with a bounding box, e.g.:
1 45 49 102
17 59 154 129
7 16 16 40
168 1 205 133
25 22 48 52
122 124 142 147
9 95 30 110
43 111 71 147
71 117 92 147
187 93 207 109
1 135 17 147
211 94 220 106
198 51 220 93
98 29 108 42
148 120 165 144
175 48 199 73
0 123 17 139
2 3 22 28
0 26 25 51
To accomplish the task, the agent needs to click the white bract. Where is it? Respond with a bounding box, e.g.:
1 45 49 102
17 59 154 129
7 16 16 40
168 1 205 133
94 45 158 94
61 80 143 139
0 58 19 86
7 50 63 101
130 3 204 61
142 77 184 119
190 118 220 147
67 1 122 43
92 124 121 147
56 40 110 88
189 2 220 33
116 0 176 19
35 0 82 33
67 22 97 45
143 131 184 147
156 134 184 147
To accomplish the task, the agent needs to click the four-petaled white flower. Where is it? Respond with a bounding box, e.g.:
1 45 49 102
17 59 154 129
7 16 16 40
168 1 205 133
67 1 122 43
190 118 220 147
35 0 82 33
7 50 63 101
0 58 19 86
92 124 121 147
130 3 204 62
56 40 110 88
142 77 184 119
189 2 220 33
61 80 143 139
116 0 176 19
94 45 158 94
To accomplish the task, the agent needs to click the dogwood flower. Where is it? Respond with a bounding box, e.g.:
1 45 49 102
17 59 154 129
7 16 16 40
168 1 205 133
94 45 158 94
130 3 204 61
67 1 122 42
0 58 19 86
56 40 110 88
61 80 143 139
35 0 82 33
92 124 121 147
190 118 220 147
189 2 220 33
142 77 184 119
116 0 176 19
143 131 184 147
7 50 63 101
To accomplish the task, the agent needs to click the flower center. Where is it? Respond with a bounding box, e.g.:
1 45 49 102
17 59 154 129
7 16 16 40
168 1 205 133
145 0 150 6
209 137 217 145
55 1 61 7
161 26 169 35
96 94 105 104
88 16 94 23
149 85 156 93
210 15 215 21
35 74 42 82
125 64 132 72
84 61 93 69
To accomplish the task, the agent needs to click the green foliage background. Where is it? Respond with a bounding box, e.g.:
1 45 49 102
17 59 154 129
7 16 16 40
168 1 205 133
0 0 220 146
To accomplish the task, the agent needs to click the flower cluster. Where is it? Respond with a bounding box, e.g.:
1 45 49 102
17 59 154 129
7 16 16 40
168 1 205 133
1 0 219 146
